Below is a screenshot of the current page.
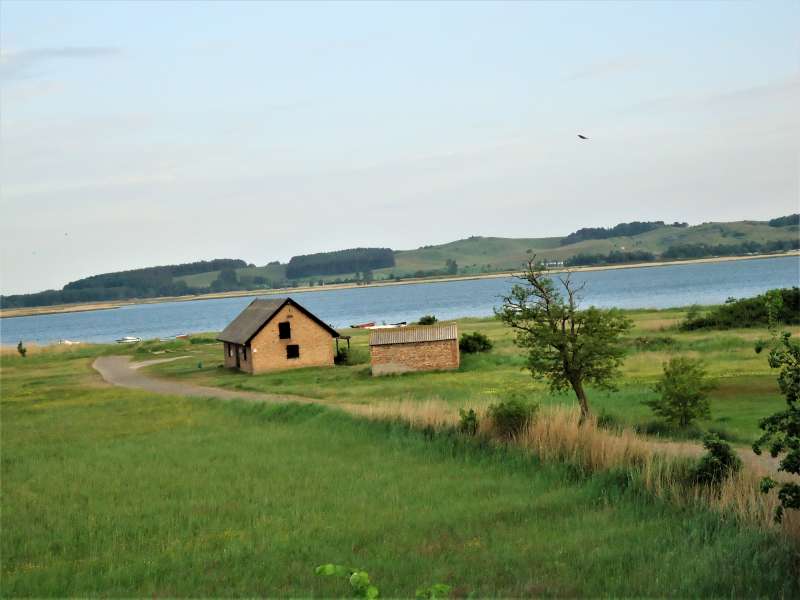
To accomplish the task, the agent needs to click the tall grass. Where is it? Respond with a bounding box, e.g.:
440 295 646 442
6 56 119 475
342 400 800 540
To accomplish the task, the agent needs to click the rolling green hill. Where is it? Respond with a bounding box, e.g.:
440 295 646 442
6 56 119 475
4 216 797 308
172 218 798 290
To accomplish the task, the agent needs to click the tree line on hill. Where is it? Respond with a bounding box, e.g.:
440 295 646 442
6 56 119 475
768 214 799 228
1 259 247 309
286 248 395 279
560 221 687 246
661 239 799 260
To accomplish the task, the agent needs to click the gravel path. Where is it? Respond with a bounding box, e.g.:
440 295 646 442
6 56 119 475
93 355 315 405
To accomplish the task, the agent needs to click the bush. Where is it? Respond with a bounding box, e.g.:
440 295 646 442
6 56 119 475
644 357 715 427
487 398 537 439
693 433 742 486
335 347 370 366
189 336 217 345
682 288 800 330
459 331 493 353
418 315 437 325
458 408 479 436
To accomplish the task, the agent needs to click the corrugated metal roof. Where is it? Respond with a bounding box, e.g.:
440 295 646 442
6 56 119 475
217 298 339 345
369 323 458 346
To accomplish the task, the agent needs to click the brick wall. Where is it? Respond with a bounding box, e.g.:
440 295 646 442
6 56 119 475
370 339 459 376
247 304 335 374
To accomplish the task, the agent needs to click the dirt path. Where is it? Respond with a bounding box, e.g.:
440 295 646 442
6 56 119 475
93 355 316 405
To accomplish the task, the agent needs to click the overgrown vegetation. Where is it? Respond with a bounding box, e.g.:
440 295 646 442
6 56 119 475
681 287 800 330
754 327 800 521
693 433 742 486
418 315 437 325
487 398 537 439
458 331 492 353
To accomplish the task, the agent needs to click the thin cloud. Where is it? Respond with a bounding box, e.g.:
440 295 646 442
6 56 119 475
620 74 800 115
0 46 121 81
568 56 646 80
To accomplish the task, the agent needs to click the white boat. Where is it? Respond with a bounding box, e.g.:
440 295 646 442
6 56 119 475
116 336 141 344
58 339 81 345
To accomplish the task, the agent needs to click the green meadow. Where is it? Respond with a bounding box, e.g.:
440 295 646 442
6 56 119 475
147 308 795 443
2 338 798 597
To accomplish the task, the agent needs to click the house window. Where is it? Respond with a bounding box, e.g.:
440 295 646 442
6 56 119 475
227 343 232 357
242 346 248 361
278 321 291 339
286 344 300 359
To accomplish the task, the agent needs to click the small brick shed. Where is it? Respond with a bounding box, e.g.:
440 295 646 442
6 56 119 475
369 323 459 376
217 297 339 374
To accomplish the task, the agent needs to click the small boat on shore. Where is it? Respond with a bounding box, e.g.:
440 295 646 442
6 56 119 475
350 322 375 329
116 336 141 344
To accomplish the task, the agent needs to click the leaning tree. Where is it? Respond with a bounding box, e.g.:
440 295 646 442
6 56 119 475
497 258 632 422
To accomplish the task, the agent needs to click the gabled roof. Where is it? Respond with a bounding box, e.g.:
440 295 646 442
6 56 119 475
217 298 339 345
369 323 458 346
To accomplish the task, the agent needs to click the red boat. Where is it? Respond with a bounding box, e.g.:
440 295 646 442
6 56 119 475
350 321 375 329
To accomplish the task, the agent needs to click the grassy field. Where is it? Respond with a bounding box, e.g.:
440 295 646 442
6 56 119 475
145 308 796 444
2 343 798 597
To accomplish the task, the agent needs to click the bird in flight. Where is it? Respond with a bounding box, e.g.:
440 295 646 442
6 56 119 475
578 134 589 140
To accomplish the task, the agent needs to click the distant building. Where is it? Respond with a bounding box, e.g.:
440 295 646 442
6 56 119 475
369 323 459 376
217 298 339 374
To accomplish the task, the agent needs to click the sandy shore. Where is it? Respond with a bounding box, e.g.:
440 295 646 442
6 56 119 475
2 250 797 319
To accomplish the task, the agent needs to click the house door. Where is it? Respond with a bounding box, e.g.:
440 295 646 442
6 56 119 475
235 345 241 369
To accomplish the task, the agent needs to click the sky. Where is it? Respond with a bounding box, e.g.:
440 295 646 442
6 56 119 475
1 1 798 295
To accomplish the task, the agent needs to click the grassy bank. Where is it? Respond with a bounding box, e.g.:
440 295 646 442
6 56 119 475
2 348 798 596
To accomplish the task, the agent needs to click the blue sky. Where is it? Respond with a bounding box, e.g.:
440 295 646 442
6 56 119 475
1 1 798 294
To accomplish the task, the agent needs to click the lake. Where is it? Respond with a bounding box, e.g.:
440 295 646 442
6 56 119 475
2 256 798 345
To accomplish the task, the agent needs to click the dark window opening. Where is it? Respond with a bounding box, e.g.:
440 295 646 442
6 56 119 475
242 346 248 361
286 344 300 359
227 343 232 357
278 321 291 339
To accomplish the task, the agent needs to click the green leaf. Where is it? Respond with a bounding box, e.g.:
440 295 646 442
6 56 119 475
315 563 348 577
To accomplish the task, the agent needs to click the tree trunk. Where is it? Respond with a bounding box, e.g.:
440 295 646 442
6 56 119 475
571 378 591 424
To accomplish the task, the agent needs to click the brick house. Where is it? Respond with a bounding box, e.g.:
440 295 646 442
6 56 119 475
369 323 459 376
217 298 339 374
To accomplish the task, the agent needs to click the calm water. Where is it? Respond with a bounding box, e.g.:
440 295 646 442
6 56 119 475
2 256 798 346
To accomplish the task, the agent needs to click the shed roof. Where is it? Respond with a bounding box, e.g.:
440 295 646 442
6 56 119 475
217 298 339 345
369 323 458 346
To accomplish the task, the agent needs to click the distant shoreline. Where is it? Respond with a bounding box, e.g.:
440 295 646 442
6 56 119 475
2 250 798 320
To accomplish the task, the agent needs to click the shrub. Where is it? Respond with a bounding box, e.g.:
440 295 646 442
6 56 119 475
189 336 217 345
644 357 715 427
681 288 800 330
418 315 437 325
335 347 370 366
459 331 493 353
458 408 479 436
693 433 742 486
487 398 537 439
16 341 26 358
